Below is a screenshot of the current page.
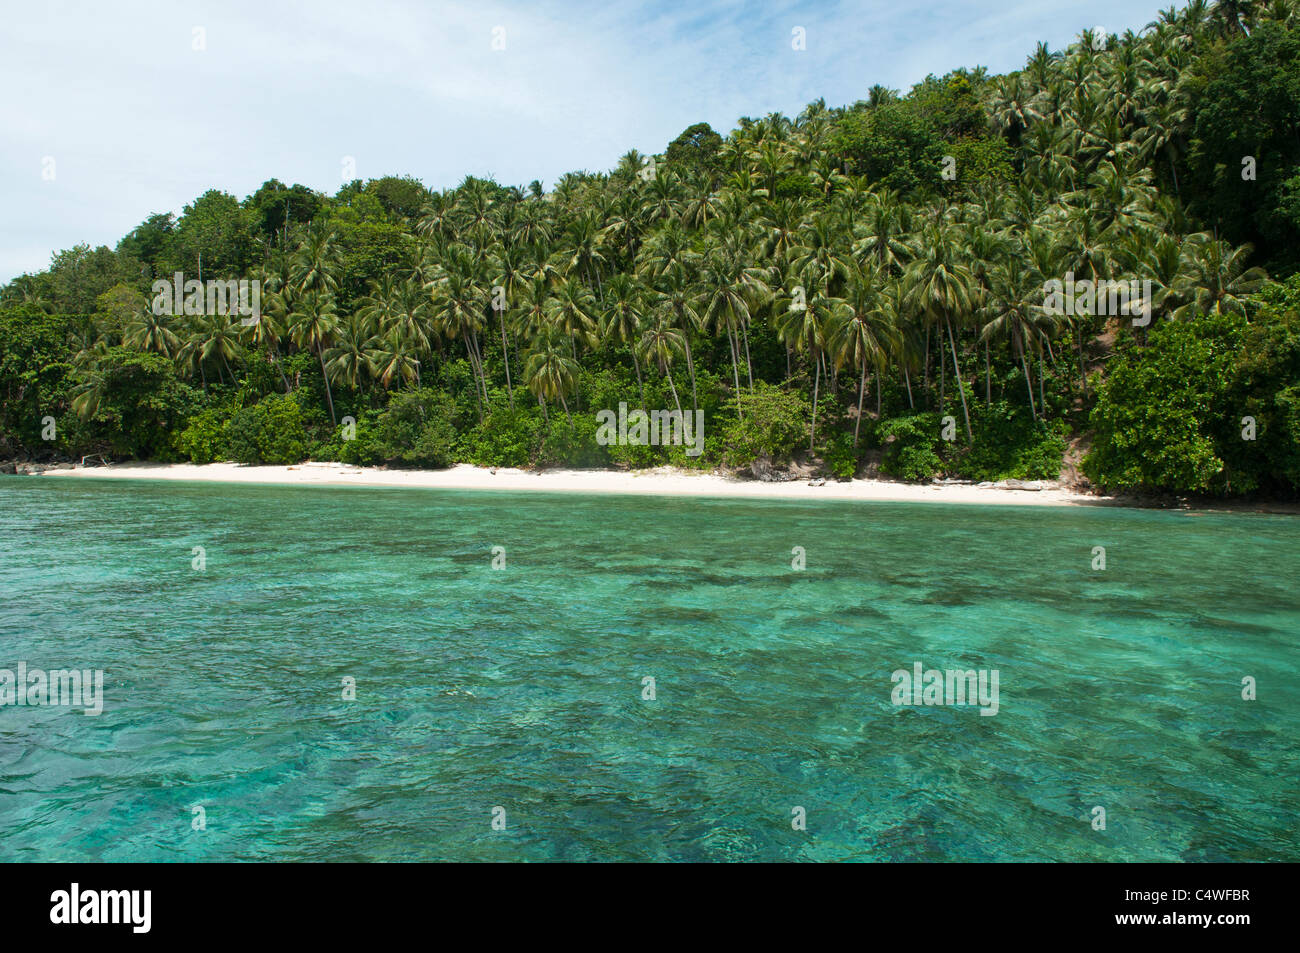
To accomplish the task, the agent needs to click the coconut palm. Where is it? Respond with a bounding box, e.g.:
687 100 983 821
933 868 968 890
289 290 340 425
524 328 580 423
832 265 901 445
1172 239 1267 319
292 225 342 294
324 314 378 391
903 224 979 443
601 273 648 406
637 315 687 418
776 280 845 451
123 307 181 358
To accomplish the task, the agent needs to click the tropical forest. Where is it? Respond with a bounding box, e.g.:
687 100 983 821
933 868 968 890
4 0 1300 499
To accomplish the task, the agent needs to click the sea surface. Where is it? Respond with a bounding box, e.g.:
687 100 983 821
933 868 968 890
1 478 1296 861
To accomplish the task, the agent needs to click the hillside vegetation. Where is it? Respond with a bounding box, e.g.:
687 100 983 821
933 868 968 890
4 0 1300 497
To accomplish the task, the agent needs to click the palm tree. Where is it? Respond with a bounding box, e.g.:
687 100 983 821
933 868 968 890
832 265 900 445
289 290 340 425
776 281 845 451
982 257 1050 420
1172 239 1267 319
370 329 422 390
637 315 686 418
904 224 979 443
649 262 705 413
183 315 244 386
545 277 599 356
699 236 772 393
524 328 580 423
601 273 648 406
489 242 537 407
428 249 490 414
325 314 378 391
292 225 342 294
123 307 181 358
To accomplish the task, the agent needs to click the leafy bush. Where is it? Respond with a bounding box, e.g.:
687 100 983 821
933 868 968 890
1083 314 1242 493
335 411 383 466
369 388 456 468
537 413 608 468
177 407 229 464
958 401 1067 482
458 407 541 468
225 394 309 464
822 432 859 479
715 382 809 467
877 413 945 482
71 348 195 460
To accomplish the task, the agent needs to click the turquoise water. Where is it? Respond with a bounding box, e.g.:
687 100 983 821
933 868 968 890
0 478 1296 862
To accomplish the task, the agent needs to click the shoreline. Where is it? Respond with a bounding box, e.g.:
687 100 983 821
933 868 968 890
11 461 1300 512
22 460 1112 507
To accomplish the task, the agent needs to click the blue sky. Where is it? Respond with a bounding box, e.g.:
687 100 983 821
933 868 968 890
1 0 1172 282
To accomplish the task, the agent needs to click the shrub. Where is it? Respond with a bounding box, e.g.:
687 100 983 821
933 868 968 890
225 394 309 464
877 413 945 482
370 388 456 468
177 407 229 464
1083 314 1243 493
458 407 541 468
716 382 809 467
537 413 608 468
822 432 859 479
958 401 1067 482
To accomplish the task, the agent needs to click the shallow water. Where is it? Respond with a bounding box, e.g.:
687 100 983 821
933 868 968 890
1 478 1296 861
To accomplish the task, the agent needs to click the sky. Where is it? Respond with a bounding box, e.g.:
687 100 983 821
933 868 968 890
0 0 1174 283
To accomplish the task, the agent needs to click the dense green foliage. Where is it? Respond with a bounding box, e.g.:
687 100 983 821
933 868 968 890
3 1 1299 498
1086 275 1300 493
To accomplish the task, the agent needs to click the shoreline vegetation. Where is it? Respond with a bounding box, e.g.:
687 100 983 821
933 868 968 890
4 3 1300 502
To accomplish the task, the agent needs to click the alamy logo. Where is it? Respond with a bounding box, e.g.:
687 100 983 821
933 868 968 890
151 272 261 326
0 662 103 715
595 402 704 457
50 884 151 933
891 661 1000 716
1043 272 1152 327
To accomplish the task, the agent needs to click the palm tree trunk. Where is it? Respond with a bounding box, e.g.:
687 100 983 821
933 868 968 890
500 313 514 408
855 363 866 447
272 346 290 393
904 366 914 409
923 326 931 400
318 350 336 426
945 317 972 444
1021 350 1037 420
809 346 821 452
1039 354 1046 412
727 327 743 422
1075 324 1089 398
462 332 484 420
939 331 946 409
984 342 991 406
682 334 698 412
632 348 645 408
664 367 684 419
740 317 754 392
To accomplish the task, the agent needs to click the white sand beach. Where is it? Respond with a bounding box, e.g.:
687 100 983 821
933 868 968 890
31 461 1108 506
